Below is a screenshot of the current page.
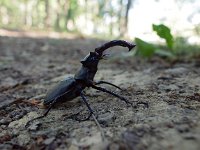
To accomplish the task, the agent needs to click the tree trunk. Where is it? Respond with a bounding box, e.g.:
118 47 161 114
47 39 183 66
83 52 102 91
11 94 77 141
44 0 50 28
124 0 132 34
118 0 123 36
65 0 70 30
55 0 61 30
24 1 28 25
120 0 132 36
85 0 88 28
109 1 114 36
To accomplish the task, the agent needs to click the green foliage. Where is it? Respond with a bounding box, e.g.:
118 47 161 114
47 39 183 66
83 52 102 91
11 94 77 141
67 0 79 20
154 49 175 58
152 24 174 49
134 35 200 59
134 24 176 58
135 38 155 57
97 0 106 18
173 37 200 58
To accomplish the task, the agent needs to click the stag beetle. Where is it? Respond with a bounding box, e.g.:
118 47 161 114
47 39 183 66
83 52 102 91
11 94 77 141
26 40 148 127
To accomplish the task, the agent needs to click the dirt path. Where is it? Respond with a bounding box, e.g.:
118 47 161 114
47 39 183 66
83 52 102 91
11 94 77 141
0 35 200 150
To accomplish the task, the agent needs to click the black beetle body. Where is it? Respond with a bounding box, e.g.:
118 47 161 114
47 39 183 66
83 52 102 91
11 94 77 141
26 40 148 127
44 52 100 106
43 40 135 109
44 77 80 105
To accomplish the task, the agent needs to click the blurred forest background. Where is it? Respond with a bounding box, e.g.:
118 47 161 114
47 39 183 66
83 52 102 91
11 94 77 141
0 0 200 58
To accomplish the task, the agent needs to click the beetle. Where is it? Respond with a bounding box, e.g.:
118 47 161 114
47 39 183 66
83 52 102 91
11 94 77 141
26 40 148 127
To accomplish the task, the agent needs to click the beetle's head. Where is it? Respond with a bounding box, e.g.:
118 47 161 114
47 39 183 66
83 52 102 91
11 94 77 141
80 52 102 68
80 40 136 68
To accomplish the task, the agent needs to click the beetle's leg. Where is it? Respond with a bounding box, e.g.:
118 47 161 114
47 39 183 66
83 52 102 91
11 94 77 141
91 84 133 106
70 111 92 121
95 81 123 91
25 99 57 128
80 92 94 114
92 85 148 108
72 92 94 121
80 92 105 141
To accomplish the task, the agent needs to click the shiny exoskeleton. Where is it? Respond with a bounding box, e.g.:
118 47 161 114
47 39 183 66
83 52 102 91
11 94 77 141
26 40 147 127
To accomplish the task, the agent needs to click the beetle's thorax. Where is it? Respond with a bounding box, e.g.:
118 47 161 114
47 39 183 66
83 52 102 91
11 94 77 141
74 51 101 82
74 65 98 81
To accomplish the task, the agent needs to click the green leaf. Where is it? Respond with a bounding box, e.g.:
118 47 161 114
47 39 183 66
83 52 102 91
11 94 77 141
155 49 175 58
135 38 156 57
152 24 174 49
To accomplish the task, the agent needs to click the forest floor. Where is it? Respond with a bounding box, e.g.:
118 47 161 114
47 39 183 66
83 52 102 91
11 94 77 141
0 32 200 150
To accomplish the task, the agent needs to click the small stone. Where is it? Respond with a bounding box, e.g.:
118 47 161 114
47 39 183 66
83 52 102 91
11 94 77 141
98 111 115 126
17 131 30 145
164 67 188 77
9 110 20 118
72 132 105 148
182 133 198 140
43 137 55 145
13 115 21 120
165 122 174 128
0 117 12 125
1 77 18 87
121 130 141 149
0 134 12 146
107 141 128 150
1 125 6 129
8 112 39 129
0 144 12 150
176 125 190 133
28 122 41 131
68 144 79 150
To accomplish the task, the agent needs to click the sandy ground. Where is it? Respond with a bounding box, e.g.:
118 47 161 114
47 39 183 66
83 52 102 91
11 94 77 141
0 34 200 150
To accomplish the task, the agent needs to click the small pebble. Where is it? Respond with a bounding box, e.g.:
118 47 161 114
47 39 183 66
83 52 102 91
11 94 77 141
176 125 190 133
1 125 6 129
43 137 55 145
98 111 115 126
28 122 41 131
0 117 12 125
182 133 198 140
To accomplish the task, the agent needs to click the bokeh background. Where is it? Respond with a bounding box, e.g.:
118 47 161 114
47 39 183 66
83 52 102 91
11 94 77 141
0 0 199 40
0 0 199 58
